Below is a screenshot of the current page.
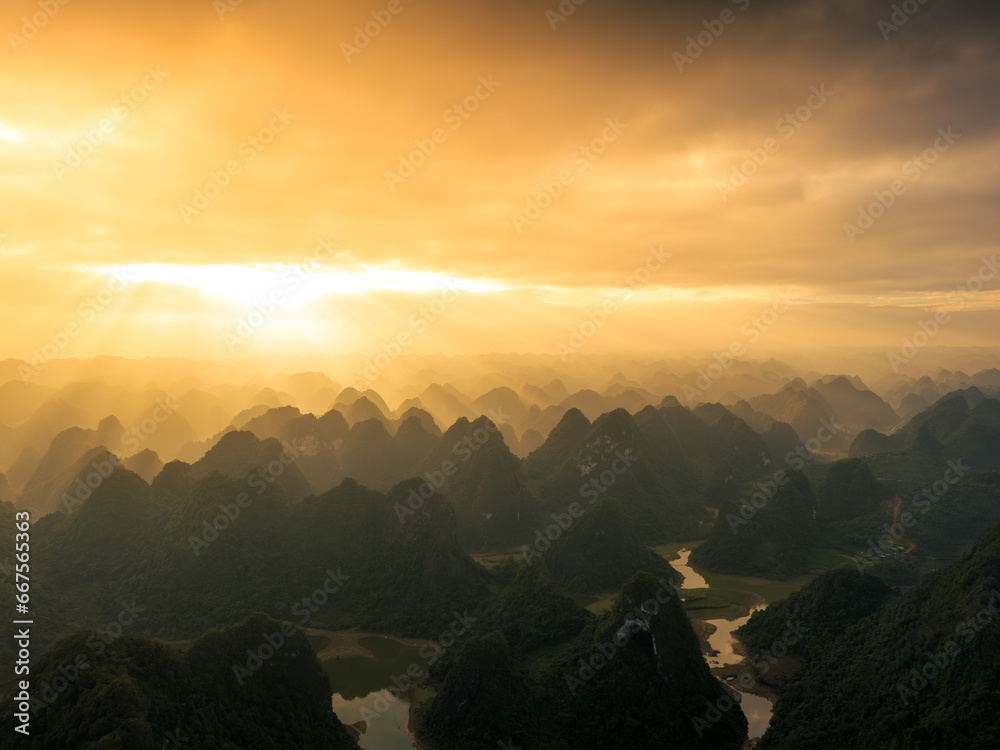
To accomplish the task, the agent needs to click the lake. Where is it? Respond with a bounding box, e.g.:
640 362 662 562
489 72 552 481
320 549 788 747
317 634 425 750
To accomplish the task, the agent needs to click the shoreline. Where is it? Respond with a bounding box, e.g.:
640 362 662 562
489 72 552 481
306 628 436 661
406 683 434 750
315 628 438 748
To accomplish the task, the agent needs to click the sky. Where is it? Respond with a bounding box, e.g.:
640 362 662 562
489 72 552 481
1 0 999 362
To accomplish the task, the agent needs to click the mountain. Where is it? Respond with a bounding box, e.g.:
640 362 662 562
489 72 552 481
737 566 896 670
758 521 1000 749
5 446 42 495
473 386 529 424
560 389 615 420
459 564 595 655
1 613 358 750
850 388 1000 476
122 448 164 483
416 571 748 750
394 406 441 437
28 470 491 647
15 427 107 515
0 379 52 429
518 427 544 456
335 418 398 490
413 415 536 549
413 383 473 428
175 388 231 438
127 402 198 462
816 458 889 525
729 400 802 464
540 498 681 594
523 407 591 481
548 571 749 749
274 408 349 493
334 387 391 418
526 407 709 543
241 405 303 440
283 370 341 413
812 375 900 433
344 396 392 430
392 414 439 476
189 430 312 503
690 470 819 579
1 398 93 470
749 385 836 444
690 403 776 505
417 631 535 749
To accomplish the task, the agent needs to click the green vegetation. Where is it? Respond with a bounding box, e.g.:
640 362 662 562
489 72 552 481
542 498 682 594
690 470 819 579
26 471 491 651
417 571 749 750
1 613 358 750
737 566 896 664
759 521 1000 749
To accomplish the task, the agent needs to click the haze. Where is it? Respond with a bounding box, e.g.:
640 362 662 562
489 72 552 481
2 0 999 362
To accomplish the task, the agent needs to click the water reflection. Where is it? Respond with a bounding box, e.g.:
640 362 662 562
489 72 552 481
673 548 709 589
331 690 416 750
738 690 773 740
705 605 765 668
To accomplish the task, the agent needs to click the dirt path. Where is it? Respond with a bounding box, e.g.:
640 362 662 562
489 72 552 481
305 628 436 661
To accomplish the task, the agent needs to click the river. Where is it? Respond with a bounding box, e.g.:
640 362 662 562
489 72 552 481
323 551 777 747
672 548 775 741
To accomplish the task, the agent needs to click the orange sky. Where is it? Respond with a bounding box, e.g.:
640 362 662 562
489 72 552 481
1 0 998 362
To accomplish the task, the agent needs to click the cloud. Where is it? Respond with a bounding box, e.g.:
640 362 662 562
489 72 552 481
1 0 998 358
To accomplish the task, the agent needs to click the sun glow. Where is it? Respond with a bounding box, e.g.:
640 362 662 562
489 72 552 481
84 263 509 307
0 123 25 143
